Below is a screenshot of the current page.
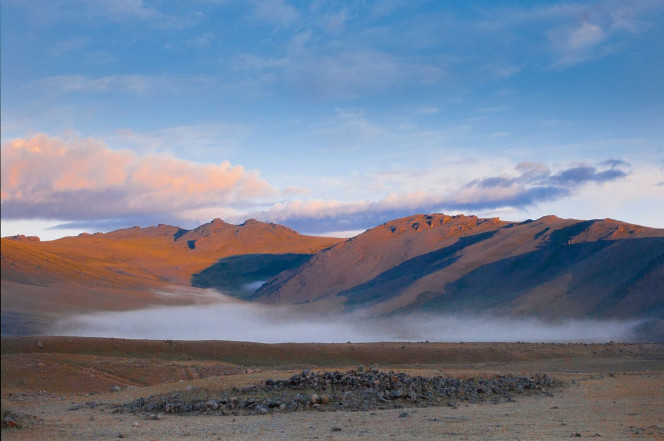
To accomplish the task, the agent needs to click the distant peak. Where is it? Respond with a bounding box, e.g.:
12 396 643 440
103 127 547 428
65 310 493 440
211 218 227 224
241 218 261 226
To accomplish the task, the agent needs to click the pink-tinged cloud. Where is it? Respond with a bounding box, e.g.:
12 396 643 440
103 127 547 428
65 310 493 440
1 134 274 220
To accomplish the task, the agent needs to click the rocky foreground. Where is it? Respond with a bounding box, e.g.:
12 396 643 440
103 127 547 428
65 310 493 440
121 366 559 417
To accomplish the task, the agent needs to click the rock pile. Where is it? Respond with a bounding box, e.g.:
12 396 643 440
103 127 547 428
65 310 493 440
123 366 558 416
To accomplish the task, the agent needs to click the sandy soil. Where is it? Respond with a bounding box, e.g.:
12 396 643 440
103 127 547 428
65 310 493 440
2 338 663 440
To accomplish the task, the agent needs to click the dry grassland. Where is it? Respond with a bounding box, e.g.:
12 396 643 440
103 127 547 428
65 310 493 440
2 337 663 440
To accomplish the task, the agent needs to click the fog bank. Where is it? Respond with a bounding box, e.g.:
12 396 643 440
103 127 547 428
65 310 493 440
50 295 648 343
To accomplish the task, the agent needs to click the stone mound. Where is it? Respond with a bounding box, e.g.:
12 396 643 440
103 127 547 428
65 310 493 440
120 366 558 416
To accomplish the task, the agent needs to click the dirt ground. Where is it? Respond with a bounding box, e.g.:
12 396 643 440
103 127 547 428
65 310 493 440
2 338 663 440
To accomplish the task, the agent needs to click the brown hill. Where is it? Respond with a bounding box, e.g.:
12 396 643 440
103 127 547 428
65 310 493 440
253 214 664 321
1 219 342 335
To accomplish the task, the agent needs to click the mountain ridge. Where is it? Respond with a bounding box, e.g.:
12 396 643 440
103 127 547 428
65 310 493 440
1 213 662 337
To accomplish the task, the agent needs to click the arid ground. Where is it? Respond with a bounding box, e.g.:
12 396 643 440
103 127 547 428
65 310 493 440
1 337 663 440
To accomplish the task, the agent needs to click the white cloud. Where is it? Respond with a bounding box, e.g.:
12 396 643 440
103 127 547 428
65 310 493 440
248 158 637 233
249 0 301 28
110 122 251 157
48 37 89 56
308 109 387 150
548 20 610 67
566 21 605 51
99 0 164 21
418 107 440 114
1 130 658 237
481 0 662 68
11 0 202 30
35 74 217 95
291 47 443 98
232 37 444 99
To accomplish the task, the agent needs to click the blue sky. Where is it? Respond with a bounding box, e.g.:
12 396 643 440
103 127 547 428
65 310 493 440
2 0 663 239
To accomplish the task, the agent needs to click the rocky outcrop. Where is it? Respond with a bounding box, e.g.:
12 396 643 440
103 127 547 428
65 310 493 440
6 235 40 242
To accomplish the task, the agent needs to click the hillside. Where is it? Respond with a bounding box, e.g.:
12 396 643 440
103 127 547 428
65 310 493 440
0 219 342 335
253 214 664 321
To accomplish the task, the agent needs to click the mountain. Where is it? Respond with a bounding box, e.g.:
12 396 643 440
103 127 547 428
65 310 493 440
253 214 664 322
3 213 663 339
0 219 342 335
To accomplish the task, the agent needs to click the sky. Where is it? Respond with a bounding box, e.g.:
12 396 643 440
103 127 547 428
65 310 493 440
1 0 663 240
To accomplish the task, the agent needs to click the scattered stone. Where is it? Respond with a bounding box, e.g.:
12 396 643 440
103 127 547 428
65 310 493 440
399 412 410 418
205 400 219 410
110 386 123 393
331 427 342 432
36 340 44 350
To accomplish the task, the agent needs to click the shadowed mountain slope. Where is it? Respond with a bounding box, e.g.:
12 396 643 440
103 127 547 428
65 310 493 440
253 214 664 321
191 253 314 300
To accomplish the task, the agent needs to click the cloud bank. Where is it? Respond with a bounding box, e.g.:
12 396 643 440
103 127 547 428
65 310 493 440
50 296 645 343
1 134 273 221
254 160 631 233
0 133 644 235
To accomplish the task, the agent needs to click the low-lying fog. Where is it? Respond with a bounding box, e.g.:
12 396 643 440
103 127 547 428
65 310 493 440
49 291 649 343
